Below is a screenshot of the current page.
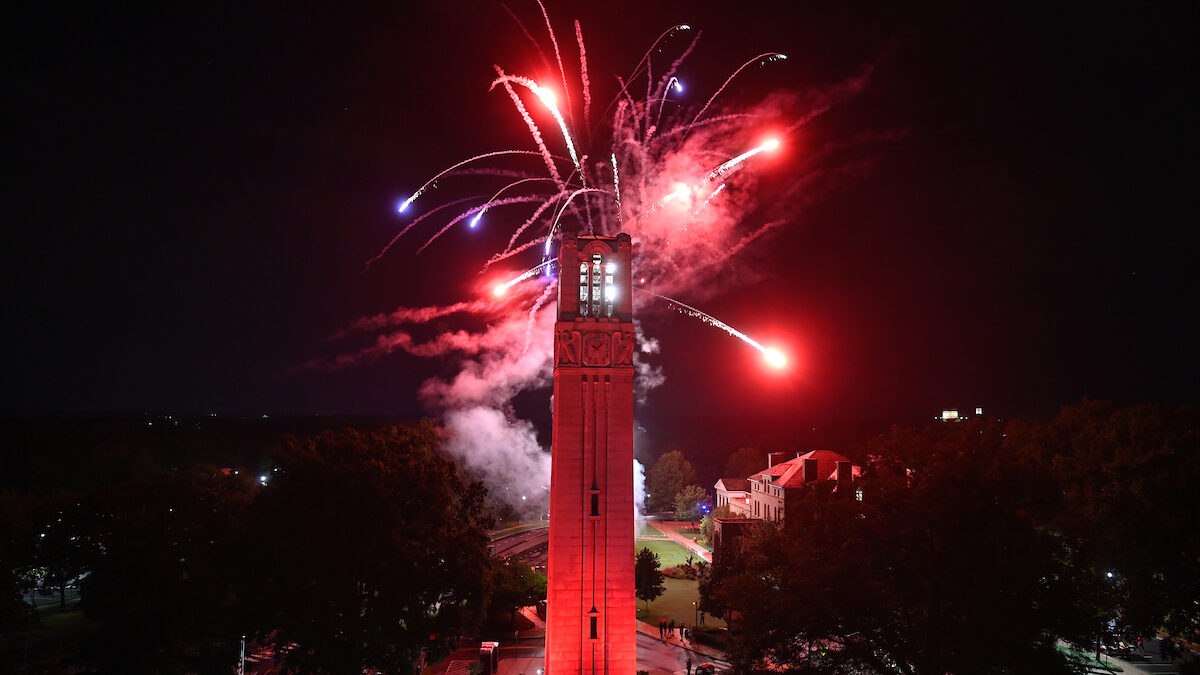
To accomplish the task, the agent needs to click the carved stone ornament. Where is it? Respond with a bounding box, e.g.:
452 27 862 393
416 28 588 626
582 332 611 366
612 331 635 366
556 329 581 365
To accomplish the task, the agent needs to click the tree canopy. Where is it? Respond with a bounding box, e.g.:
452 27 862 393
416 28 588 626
1032 401 1200 637
247 423 494 674
78 465 256 673
635 546 666 609
674 484 710 528
487 557 546 621
724 446 766 479
645 450 696 512
707 418 1110 674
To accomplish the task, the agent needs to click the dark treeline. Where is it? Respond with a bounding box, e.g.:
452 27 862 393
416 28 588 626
1 420 542 674
702 400 1200 674
0 414 406 494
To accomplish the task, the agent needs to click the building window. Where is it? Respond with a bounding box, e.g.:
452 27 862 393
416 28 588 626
590 616 598 640
590 493 600 517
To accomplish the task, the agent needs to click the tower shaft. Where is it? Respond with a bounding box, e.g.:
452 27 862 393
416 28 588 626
546 234 636 674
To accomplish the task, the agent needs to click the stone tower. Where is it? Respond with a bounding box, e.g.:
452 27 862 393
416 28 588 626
545 233 636 674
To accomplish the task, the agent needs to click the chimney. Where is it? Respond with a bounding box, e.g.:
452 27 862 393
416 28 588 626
767 451 786 468
836 461 852 492
802 458 819 483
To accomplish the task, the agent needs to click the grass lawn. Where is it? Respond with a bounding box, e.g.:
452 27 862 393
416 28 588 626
634 538 696 568
637 523 667 538
38 608 97 634
635 578 725 630
1056 644 1122 672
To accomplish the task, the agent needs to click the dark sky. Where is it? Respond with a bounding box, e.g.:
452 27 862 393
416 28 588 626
6 1 1197 449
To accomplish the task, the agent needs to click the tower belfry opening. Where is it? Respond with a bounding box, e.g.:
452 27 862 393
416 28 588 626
546 233 636 674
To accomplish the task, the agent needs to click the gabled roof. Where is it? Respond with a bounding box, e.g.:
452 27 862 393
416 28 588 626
750 450 858 487
714 477 750 492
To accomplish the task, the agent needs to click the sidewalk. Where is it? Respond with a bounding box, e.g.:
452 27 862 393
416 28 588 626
648 520 713 563
636 618 729 664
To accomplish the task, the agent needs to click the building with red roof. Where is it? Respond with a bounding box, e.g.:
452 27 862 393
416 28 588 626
714 450 861 523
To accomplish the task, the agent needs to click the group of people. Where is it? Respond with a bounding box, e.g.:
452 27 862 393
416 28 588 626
657 618 693 642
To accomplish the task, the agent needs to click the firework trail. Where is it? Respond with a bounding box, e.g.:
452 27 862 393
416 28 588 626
318 3 874 513
636 289 788 368
690 52 788 127
574 20 591 127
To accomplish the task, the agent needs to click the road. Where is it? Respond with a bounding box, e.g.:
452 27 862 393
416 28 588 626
1104 638 1183 675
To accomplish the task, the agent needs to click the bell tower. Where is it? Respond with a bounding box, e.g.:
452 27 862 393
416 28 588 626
546 233 636 674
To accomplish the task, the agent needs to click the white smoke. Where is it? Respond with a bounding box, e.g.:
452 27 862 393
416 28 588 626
633 321 665 404
633 459 646 524
442 406 551 519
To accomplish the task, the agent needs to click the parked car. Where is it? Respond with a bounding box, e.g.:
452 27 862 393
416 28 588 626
694 663 718 674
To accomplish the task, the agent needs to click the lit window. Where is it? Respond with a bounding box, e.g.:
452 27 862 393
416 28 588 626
590 254 602 316
579 263 589 315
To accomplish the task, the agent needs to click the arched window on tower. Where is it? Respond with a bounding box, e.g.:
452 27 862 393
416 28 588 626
590 253 602 317
578 262 589 316
604 261 616 317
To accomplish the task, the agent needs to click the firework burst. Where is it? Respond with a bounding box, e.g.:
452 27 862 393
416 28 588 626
317 3 869 514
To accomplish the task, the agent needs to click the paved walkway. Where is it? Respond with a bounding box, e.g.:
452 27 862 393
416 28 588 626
635 617 728 664
647 520 713 563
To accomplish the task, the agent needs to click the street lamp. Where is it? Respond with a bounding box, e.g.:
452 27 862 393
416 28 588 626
692 601 698 630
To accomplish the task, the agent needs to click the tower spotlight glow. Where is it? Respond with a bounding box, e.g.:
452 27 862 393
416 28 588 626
761 137 781 152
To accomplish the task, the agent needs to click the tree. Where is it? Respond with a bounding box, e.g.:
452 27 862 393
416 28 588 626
0 489 38 633
77 465 256 674
31 491 88 611
712 419 1104 674
698 504 731 547
247 423 493 675
673 484 709 529
1032 401 1200 638
723 446 765 479
645 450 695 512
634 547 665 610
487 558 546 623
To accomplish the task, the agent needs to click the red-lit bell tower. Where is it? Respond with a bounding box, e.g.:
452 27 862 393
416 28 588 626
546 233 636 674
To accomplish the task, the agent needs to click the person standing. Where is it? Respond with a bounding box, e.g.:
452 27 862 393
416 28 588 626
669 619 675 638
686 656 692 675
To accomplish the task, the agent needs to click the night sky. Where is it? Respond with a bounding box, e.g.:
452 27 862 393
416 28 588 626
7 2 1197 451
